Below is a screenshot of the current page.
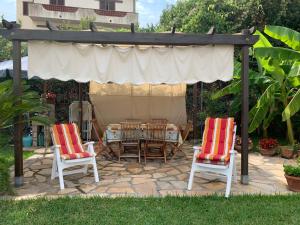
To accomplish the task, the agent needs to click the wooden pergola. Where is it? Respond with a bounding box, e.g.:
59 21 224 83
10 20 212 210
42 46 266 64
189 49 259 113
0 21 258 187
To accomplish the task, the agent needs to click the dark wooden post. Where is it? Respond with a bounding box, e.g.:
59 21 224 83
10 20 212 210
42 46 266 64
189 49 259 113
192 82 199 144
13 40 23 187
241 29 250 184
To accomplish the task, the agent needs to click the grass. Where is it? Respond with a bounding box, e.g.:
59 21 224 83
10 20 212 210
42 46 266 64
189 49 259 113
0 144 33 195
1 195 300 225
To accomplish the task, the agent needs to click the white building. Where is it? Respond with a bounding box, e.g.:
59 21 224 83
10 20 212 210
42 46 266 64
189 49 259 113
17 0 138 29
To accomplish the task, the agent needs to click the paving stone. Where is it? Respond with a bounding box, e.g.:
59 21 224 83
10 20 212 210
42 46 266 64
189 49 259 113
144 166 157 171
24 171 34 178
79 184 98 193
35 174 47 183
133 182 158 196
166 169 181 176
170 181 187 189
132 178 155 185
11 144 295 197
102 167 125 171
127 168 143 174
157 181 173 190
153 173 167 179
107 187 135 194
115 177 131 183
37 168 52 176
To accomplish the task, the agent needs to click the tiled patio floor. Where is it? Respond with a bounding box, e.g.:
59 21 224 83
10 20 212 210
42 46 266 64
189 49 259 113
10 143 293 198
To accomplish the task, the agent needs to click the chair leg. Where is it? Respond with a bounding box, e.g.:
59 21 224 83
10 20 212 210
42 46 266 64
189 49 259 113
57 164 65 190
83 165 88 174
138 144 141 164
233 162 237 183
144 144 147 164
225 169 233 198
119 143 123 163
187 166 195 190
163 146 167 163
92 157 100 183
51 157 57 180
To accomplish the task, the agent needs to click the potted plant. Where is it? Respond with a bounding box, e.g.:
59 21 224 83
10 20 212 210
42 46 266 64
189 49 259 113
281 144 297 159
259 138 279 156
295 143 300 157
234 135 253 153
284 158 300 192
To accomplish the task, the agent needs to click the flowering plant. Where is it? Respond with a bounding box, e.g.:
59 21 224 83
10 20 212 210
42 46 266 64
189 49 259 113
46 92 56 100
259 138 279 150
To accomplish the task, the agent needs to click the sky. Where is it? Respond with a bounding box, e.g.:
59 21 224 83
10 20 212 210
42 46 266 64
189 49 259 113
0 0 178 27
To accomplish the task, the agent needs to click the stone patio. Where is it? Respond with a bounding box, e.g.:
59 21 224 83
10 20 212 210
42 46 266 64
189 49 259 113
10 143 293 198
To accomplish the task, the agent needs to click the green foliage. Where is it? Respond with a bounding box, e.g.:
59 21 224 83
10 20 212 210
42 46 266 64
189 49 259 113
265 25 300 51
0 144 33 195
159 0 300 33
59 17 96 30
284 158 300 177
0 80 52 130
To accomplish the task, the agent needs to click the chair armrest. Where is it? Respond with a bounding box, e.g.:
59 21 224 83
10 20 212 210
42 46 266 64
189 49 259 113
83 141 95 146
193 146 202 151
50 145 61 151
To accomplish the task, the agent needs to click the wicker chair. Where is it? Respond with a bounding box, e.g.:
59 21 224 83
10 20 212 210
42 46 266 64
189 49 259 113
144 123 167 164
119 122 141 163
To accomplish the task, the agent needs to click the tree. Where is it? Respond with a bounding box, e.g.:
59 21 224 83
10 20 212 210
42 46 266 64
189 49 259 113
159 0 300 33
213 26 300 145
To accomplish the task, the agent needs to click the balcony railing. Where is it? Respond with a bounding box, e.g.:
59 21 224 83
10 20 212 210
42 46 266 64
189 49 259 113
26 2 138 27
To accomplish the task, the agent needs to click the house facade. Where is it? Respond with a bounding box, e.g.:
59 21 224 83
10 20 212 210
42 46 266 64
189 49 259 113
17 0 138 29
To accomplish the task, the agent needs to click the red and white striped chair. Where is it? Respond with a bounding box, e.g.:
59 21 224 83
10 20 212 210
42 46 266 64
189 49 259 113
188 118 237 197
50 123 99 189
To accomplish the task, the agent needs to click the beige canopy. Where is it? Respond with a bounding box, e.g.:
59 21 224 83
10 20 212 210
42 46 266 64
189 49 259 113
89 82 187 128
28 41 234 84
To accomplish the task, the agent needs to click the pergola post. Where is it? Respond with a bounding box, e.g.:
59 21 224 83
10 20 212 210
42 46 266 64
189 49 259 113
13 40 23 187
192 82 199 144
241 29 250 184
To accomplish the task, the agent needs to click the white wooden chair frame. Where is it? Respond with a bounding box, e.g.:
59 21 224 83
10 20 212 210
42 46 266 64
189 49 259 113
51 141 99 190
187 125 237 198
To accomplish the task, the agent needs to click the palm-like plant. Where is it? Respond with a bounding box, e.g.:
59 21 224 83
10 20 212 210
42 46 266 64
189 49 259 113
213 25 300 145
0 80 52 131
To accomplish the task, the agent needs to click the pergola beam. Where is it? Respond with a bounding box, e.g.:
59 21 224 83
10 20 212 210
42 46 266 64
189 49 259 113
0 29 258 46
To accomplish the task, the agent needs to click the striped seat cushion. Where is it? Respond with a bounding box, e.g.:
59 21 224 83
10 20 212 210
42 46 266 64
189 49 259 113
196 118 234 163
60 152 94 160
51 123 92 160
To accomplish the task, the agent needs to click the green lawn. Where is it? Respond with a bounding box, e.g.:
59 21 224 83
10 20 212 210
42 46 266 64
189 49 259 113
0 144 33 195
1 195 300 225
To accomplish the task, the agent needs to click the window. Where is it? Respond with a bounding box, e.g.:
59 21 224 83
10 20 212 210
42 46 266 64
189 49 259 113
49 0 65 5
100 0 116 11
23 2 29 15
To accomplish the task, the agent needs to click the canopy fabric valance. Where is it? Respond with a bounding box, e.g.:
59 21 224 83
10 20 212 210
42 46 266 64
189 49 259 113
28 41 234 84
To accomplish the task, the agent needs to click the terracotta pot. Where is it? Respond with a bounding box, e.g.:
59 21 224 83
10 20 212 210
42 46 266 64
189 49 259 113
281 146 294 159
285 174 300 192
259 147 277 156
